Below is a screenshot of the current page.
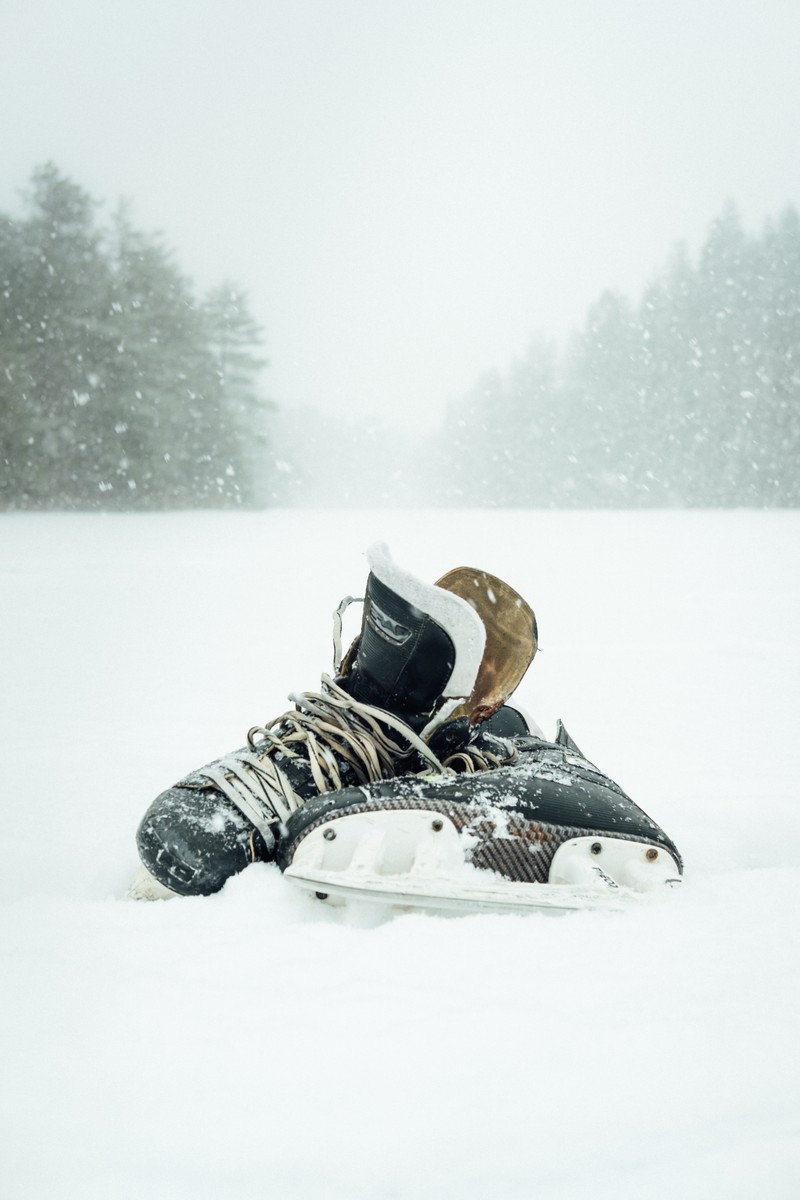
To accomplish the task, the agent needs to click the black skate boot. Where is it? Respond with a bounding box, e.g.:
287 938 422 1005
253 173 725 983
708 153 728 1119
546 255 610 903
277 718 683 914
133 544 526 899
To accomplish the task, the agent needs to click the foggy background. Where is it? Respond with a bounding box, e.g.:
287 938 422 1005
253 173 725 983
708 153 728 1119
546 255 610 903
2 0 799 508
3 11 800 1195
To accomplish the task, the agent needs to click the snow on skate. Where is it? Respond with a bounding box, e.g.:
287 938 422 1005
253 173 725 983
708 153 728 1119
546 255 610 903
133 544 682 912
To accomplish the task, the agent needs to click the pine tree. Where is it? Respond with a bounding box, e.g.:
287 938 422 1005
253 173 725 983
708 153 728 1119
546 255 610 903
500 336 560 506
751 207 800 504
202 285 272 506
0 164 273 510
691 201 754 503
561 290 645 505
637 243 702 504
107 207 224 507
439 200 800 510
1 164 114 507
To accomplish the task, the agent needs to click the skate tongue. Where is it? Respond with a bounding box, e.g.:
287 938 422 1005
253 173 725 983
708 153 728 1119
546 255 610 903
338 546 536 734
339 544 486 733
435 567 537 724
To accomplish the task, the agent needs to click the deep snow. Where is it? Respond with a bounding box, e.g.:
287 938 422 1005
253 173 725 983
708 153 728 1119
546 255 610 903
1 509 799 1200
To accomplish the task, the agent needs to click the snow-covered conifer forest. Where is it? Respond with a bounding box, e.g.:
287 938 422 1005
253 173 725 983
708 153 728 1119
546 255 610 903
1 165 270 510
2 166 799 511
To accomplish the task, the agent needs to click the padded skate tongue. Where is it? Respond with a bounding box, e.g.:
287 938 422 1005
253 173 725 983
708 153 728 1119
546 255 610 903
341 544 486 733
435 567 537 724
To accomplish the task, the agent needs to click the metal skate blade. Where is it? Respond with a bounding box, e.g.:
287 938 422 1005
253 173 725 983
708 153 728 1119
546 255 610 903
283 865 631 913
282 809 633 914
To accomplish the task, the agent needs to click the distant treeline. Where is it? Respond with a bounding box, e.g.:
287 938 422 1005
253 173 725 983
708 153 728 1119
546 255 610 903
440 201 800 507
0 164 270 509
2 165 799 510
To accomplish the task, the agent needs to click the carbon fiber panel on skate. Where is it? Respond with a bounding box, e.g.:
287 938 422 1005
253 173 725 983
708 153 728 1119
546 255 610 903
277 737 683 882
279 739 682 871
277 789 672 884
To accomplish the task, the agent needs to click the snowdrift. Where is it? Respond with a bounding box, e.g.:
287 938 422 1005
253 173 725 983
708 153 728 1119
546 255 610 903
2 509 798 1200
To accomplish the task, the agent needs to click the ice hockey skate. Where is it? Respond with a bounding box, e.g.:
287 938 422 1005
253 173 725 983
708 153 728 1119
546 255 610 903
277 714 683 915
132 544 682 911
133 543 516 898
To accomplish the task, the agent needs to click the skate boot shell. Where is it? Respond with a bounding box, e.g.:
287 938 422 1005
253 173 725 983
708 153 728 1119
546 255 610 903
276 725 683 913
134 542 681 911
134 545 500 897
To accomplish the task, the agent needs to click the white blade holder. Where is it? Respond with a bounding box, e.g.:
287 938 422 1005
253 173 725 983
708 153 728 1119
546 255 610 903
283 809 681 915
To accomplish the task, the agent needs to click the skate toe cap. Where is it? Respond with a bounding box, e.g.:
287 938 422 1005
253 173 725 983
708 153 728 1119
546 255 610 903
135 783 269 896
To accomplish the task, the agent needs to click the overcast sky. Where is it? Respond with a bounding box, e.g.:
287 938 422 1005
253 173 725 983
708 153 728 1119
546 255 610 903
4 0 799 425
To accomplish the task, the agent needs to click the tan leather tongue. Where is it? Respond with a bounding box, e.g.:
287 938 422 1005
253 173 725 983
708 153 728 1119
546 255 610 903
435 567 538 724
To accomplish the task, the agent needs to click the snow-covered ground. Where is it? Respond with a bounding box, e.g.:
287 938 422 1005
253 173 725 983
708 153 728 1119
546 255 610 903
2 509 799 1200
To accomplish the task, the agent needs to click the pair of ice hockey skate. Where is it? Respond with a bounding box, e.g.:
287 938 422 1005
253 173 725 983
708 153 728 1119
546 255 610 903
133 545 682 913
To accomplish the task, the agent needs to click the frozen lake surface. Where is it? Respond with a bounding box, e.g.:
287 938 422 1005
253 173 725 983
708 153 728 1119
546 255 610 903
2 509 799 1199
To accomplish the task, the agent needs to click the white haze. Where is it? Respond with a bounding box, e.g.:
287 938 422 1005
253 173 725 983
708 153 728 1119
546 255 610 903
4 0 800 428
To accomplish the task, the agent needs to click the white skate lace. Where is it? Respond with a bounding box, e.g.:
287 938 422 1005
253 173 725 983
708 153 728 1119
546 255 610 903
200 673 450 848
440 743 516 774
